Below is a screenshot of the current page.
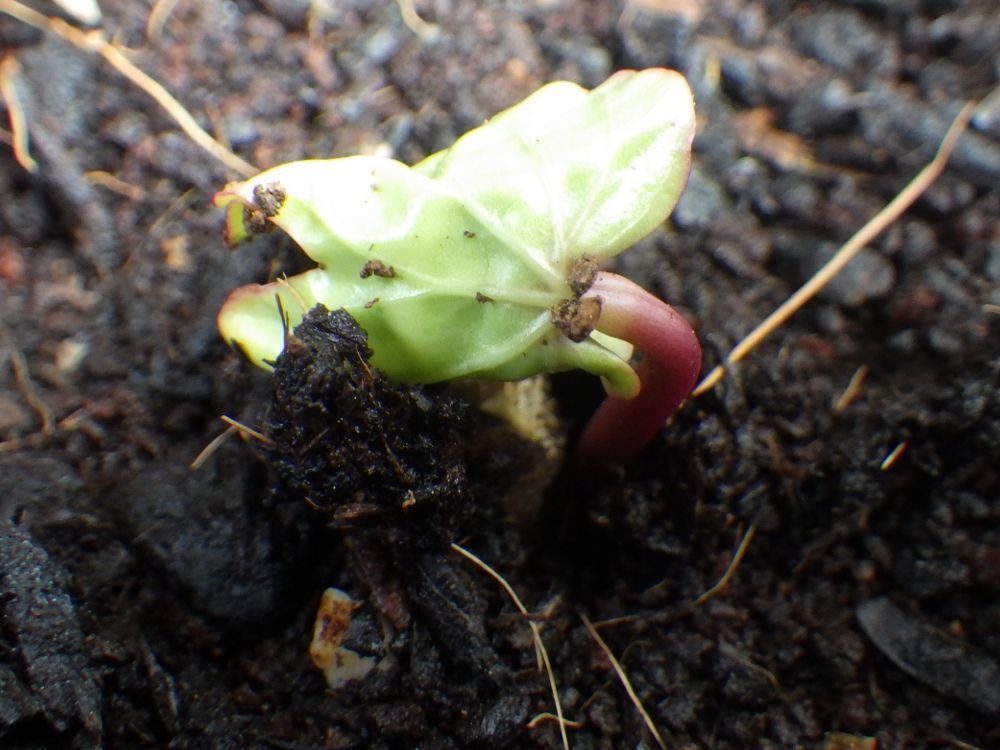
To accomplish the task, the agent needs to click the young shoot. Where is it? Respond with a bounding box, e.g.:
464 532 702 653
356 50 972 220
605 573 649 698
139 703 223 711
214 68 701 466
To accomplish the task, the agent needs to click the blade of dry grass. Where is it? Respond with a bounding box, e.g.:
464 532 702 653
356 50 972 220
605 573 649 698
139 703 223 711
0 53 37 171
580 614 667 750
879 441 908 471
145 0 179 44
189 424 238 470
0 0 257 177
219 415 272 444
10 350 55 433
693 522 757 607
692 102 976 398
832 364 870 412
450 542 571 750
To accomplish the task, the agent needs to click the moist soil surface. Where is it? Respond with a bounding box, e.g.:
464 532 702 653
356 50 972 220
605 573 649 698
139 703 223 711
1 1 998 748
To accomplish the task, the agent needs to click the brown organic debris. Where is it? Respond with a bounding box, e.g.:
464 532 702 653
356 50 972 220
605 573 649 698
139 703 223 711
242 182 286 234
551 296 602 342
359 259 396 279
309 588 376 690
566 254 599 297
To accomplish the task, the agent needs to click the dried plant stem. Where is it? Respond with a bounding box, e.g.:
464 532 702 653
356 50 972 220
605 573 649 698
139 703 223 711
189 424 237 470
0 0 257 177
526 713 583 730
219 415 272 444
832 364 870 412
580 614 667 750
692 101 976 399
10 350 55 433
396 0 438 39
450 543 571 750
84 170 147 200
191 414 274 470
880 441 908 471
145 0 179 44
0 52 37 172
693 522 757 607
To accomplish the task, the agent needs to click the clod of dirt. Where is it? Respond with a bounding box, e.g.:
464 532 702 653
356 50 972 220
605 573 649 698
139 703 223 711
0 522 102 747
265 307 531 745
857 597 1000 716
551 296 602 343
108 446 319 629
0 453 84 524
267 305 472 546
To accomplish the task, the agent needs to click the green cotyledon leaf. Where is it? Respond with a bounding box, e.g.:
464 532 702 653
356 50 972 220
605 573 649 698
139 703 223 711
414 68 695 270
214 68 695 397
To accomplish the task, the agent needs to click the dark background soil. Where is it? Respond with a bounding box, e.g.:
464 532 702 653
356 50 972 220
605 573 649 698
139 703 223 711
1 0 998 748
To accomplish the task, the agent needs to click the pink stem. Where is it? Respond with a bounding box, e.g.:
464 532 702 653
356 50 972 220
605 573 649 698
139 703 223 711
574 272 701 467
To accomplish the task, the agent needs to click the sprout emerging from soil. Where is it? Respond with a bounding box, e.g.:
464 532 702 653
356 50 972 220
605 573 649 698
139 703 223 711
214 68 700 465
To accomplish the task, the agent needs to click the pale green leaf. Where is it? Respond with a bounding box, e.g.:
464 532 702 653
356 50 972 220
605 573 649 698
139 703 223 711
415 68 695 270
215 68 694 398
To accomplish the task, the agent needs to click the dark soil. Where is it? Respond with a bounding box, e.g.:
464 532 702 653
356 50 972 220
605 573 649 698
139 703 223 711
1 1 998 748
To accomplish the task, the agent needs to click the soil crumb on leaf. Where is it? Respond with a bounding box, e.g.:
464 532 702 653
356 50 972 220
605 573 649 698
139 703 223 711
566 254 599 297
359 259 396 279
242 182 286 234
551 295 602 342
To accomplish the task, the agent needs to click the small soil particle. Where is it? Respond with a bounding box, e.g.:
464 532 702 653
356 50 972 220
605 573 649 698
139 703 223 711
551 295 602 342
242 181 287 234
359 259 396 278
566 254 599 297
252 182 286 217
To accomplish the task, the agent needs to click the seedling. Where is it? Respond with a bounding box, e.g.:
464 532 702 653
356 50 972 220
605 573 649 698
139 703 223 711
214 68 700 465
